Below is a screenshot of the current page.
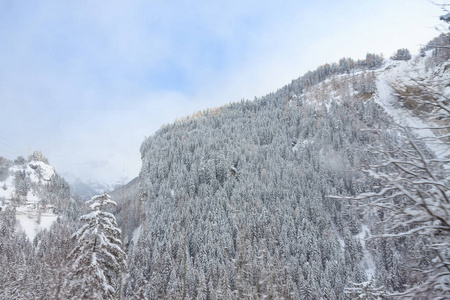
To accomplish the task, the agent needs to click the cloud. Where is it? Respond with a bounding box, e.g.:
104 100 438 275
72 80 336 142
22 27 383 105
0 0 446 184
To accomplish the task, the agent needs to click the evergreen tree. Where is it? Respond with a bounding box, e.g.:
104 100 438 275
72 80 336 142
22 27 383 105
390 48 412 61
64 193 126 299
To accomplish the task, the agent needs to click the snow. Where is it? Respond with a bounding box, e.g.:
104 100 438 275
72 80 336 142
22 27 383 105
0 172 15 199
355 224 376 280
16 212 58 241
374 55 450 163
292 139 314 153
337 235 345 250
131 225 142 245
0 159 59 240
28 160 55 182
0 160 55 203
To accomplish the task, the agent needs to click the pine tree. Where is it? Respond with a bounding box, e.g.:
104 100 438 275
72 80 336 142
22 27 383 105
390 48 412 61
64 193 126 299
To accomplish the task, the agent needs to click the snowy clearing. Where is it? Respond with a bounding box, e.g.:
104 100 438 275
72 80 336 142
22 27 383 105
16 213 58 241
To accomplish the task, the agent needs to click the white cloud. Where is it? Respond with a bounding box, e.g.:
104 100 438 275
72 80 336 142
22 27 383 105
0 0 447 184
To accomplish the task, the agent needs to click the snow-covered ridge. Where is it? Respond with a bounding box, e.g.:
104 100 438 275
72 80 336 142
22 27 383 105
289 49 450 163
0 155 59 241
0 159 55 203
375 51 450 161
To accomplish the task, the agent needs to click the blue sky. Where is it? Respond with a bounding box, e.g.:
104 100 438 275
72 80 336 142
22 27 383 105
0 0 447 184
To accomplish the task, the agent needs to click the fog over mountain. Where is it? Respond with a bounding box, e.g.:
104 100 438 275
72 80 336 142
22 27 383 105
0 0 444 185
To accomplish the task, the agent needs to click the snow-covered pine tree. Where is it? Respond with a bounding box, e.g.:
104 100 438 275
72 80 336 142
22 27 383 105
64 193 126 300
390 48 412 61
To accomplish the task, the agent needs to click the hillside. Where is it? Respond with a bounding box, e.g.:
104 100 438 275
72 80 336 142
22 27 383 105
119 43 450 299
0 151 71 240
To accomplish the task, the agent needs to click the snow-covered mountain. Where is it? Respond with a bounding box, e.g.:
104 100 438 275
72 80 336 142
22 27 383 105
120 36 449 298
0 151 71 240
68 178 99 200
64 174 129 200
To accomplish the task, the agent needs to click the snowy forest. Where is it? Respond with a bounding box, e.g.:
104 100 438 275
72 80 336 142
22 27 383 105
1 28 450 299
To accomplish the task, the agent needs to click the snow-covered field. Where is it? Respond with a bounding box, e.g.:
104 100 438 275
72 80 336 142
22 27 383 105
16 213 58 241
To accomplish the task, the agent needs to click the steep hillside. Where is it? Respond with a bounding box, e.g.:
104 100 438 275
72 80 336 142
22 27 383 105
122 37 449 298
124 55 407 298
110 176 141 246
375 49 450 160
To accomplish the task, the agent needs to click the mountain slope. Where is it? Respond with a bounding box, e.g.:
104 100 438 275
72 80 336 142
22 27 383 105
375 50 450 160
124 54 408 298
122 37 450 298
